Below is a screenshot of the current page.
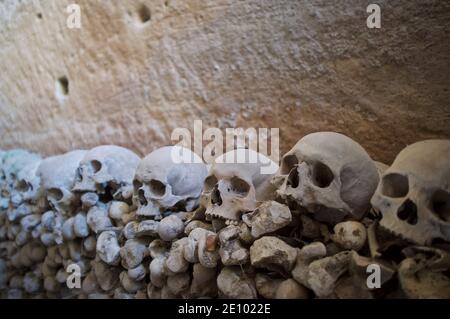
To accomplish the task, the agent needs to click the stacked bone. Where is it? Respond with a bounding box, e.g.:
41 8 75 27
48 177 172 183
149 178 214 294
0 133 449 299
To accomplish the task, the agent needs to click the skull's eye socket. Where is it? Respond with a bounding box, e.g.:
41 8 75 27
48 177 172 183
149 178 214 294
312 162 334 188
149 179 166 197
133 180 143 190
16 180 30 192
230 176 250 196
381 173 409 198
281 155 298 175
48 188 63 201
91 160 102 173
431 190 450 222
204 175 218 192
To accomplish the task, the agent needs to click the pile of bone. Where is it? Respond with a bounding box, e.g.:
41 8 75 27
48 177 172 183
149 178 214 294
0 132 449 299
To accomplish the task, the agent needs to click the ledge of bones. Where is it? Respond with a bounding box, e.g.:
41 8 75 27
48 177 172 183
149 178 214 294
0 132 449 299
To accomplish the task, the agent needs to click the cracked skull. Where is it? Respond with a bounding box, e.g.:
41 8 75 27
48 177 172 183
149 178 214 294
202 148 278 225
37 150 87 213
73 145 140 200
133 146 207 218
274 132 379 224
371 140 450 245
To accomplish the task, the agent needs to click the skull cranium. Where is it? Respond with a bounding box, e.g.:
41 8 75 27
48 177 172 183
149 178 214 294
371 140 450 245
202 148 278 224
133 146 207 218
10 159 42 207
37 150 87 213
274 132 379 224
73 145 140 201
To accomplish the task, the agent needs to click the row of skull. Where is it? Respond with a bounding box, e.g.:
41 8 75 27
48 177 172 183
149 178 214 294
1 132 449 246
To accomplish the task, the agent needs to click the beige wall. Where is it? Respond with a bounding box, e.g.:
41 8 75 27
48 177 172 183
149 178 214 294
0 0 449 163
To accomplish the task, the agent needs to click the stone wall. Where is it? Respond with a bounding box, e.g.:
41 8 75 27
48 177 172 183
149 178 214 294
0 0 449 164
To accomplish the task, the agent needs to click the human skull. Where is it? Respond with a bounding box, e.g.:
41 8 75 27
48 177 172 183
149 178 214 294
10 159 42 206
37 150 87 213
371 140 450 245
274 132 379 224
133 146 207 218
0 150 41 209
202 148 278 224
73 145 140 201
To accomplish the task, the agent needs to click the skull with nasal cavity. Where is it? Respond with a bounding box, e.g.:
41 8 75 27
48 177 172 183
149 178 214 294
37 150 87 214
73 145 140 201
273 132 379 224
371 140 450 245
202 148 278 225
133 146 207 218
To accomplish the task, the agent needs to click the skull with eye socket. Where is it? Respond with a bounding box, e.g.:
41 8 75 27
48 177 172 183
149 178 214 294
10 159 42 207
37 150 87 214
72 145 140 201
133 146 208 218
371 140 450 245
0 150 41 209
273 132 379 225
201 149 278 225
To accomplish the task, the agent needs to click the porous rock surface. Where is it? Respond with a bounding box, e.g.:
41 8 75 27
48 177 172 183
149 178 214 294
0 0 449 163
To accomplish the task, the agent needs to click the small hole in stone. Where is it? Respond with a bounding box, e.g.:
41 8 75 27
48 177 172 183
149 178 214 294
57 76 69 96
137 4 151 23
37 13 42 19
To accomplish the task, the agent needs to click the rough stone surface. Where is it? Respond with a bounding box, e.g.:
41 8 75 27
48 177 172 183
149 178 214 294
217 267 257 299
243 201 291 238
275 279 309 299
0 0 449 164
250 236 297 272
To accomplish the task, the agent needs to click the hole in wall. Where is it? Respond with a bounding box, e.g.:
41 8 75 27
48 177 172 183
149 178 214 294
137 4 151 24
56 76 69 97
37 13 42 19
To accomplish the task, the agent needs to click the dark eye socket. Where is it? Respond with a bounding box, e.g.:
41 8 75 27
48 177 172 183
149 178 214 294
381 173 409 198
312 161 334 188
281 155 298 175
149 179 166 197
431 189 450 222
16 180 30 192
91 160 102 173
204 175 218 192
230 176 250 196
133 179 143 190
